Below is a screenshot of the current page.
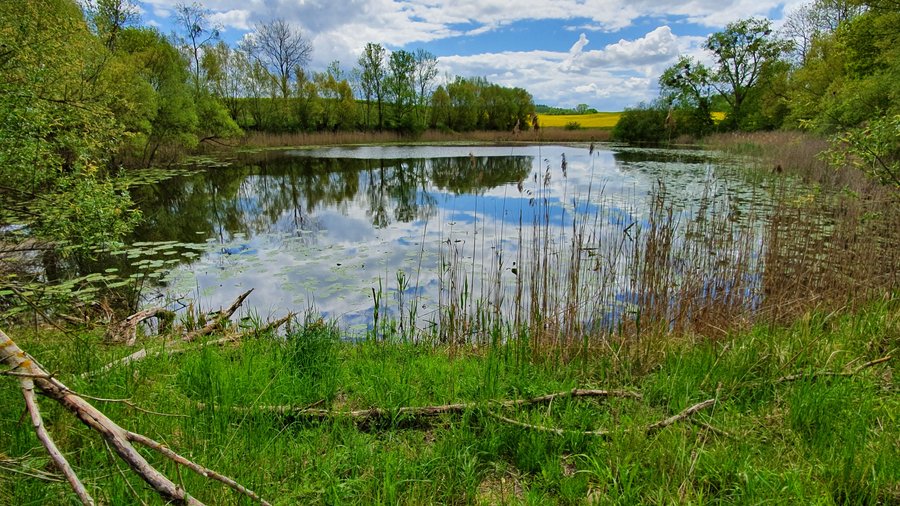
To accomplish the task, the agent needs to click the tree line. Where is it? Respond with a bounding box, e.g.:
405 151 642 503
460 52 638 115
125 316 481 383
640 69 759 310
0 0 535 254
613 0 899 187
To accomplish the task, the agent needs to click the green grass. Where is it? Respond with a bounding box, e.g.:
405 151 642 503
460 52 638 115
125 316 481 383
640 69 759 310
1 299 898 504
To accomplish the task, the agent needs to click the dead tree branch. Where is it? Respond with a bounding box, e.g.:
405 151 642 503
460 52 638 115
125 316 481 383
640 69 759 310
646 399 717 434
1 327 270 506
487 397 719 438
184 289 253 342
106 307 175 346
20 377 94 505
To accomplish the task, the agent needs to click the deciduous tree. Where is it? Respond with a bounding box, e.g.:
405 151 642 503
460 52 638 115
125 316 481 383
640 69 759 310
245 18 312 99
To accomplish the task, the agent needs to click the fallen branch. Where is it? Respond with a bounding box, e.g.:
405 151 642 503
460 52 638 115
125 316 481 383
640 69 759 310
106 307 175 346
1 327 270 506
184 289 253 342
20 377 94 505
82 336 239 379
689 419 733 438
234 312 294 340
777 355 892 383
646 399 717 434
487 411 611 437
487 398 718 438
201 388 643 420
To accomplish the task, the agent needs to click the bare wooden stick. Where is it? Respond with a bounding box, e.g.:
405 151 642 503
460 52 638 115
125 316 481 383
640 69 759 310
127 432 272 506
184 289 253 342
646 399 716 434
689 419 733 438
20 378 95 506
776 355 892 383
2 328 269 506
81 348 153 378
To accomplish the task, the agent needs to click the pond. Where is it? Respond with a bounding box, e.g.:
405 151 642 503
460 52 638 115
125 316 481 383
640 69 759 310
119 144 770 337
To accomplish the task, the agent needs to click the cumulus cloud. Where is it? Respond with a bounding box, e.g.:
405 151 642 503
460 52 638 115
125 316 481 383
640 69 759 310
577 26 684 69
137 0 789 107
209 9 252 31
436 25 705 109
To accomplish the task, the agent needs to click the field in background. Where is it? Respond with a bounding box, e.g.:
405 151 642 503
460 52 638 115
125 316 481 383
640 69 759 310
536 112 621 128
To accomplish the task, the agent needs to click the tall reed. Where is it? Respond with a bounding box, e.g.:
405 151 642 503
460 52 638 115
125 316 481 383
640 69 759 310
417 146 899 360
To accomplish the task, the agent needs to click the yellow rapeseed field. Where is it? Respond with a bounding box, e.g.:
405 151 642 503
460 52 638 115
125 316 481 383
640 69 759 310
535 112 621 128
536 111 725 128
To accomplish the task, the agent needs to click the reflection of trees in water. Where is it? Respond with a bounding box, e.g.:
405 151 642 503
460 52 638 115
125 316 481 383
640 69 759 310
429 156 533 194
129 154 533 242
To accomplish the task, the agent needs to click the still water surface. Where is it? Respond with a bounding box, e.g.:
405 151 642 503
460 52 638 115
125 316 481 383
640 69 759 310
127 144 763 333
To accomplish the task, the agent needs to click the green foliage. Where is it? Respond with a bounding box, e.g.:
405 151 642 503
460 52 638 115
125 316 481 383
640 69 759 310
429 77 534 132
657 18 791 134
535 104 599 115
704 18 793 127
33 176 141 253
612 103 668 143
659 55 715 136
0 0 139 249
827 114 900 188
564 121 582 130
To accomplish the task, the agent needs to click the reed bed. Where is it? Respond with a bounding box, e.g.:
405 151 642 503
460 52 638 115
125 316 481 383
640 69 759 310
399 142 900 360
236 128 610 149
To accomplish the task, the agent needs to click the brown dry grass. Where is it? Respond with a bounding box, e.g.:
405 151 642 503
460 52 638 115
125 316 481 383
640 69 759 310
703 130 883 194
235 128 610 149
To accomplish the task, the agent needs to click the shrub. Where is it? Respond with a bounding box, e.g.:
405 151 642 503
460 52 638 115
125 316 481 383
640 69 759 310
611 103 667 143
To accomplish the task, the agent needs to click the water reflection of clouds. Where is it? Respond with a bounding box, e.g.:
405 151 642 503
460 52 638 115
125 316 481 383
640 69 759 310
152 144 764 333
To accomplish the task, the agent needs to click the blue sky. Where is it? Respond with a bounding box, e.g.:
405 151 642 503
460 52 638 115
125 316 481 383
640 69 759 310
135 0 805 110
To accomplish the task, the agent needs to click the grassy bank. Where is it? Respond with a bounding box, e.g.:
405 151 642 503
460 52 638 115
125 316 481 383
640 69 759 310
1 298 897 504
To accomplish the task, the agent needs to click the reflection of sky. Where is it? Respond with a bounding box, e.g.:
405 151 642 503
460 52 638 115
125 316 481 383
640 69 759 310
154 144 768 335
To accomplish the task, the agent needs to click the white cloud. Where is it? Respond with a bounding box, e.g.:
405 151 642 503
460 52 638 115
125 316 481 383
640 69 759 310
137 0 791 107
435 26 706 109
209 10 252 31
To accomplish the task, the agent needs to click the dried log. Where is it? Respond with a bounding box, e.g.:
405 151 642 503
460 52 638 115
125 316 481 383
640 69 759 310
776 355 892 383
243 312 293 337
1 328 270 506
106 307 175 346
690 419 733 438
184 289 253 342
